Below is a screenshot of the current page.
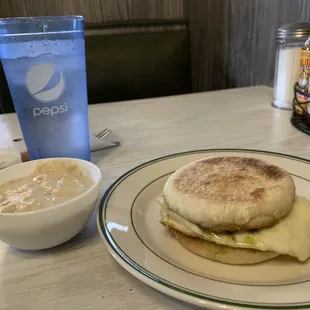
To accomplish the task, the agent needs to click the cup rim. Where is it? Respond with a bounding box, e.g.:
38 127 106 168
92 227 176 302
0 15 84 25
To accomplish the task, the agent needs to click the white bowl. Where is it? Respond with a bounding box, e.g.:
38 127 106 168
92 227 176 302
0 157 102 250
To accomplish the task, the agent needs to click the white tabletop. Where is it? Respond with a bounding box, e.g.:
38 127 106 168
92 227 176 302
0 86 309 310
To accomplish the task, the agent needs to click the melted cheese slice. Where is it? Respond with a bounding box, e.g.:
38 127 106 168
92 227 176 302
159 196 310 261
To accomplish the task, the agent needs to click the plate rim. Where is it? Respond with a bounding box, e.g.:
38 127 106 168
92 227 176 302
97 148 310 309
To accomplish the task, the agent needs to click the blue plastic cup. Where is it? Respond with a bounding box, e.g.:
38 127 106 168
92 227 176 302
0 16 90 161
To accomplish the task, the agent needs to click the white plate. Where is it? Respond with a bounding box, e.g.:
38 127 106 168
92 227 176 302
97 149 310 309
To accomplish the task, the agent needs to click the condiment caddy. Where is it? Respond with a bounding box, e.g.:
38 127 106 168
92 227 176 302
273 23 310 110
273 22 310 135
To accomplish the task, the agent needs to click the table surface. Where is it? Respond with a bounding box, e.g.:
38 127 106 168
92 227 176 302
0 86 309 310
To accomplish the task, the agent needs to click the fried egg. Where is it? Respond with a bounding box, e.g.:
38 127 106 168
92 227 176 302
159 196 310 261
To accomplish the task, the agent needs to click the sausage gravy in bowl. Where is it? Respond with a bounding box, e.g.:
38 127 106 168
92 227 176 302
0 158 102 250
0 160 94 213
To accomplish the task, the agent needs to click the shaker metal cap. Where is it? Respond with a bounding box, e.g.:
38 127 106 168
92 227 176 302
277 22 310 43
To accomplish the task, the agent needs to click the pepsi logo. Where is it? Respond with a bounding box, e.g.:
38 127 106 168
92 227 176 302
26 64 65 103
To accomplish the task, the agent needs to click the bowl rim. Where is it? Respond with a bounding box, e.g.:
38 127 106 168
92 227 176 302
0 157 102 216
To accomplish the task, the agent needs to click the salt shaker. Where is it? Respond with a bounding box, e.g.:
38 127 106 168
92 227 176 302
273 22 310 110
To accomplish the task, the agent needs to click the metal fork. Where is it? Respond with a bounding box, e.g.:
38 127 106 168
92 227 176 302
96 128 112 140
95 128 120 147
13 128 119 147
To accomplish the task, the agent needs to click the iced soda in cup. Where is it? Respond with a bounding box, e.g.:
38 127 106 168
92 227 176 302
0 16 90 161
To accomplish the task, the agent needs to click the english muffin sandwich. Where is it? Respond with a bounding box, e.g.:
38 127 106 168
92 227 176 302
159 156 310 264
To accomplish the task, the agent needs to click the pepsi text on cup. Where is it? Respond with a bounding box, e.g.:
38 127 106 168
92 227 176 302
26 63 69 117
